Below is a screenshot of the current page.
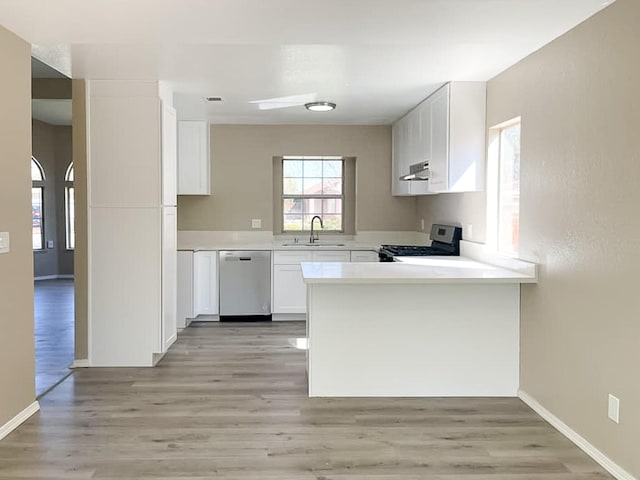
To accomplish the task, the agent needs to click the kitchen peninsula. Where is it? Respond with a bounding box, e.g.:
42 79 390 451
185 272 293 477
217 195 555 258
302 253 537 397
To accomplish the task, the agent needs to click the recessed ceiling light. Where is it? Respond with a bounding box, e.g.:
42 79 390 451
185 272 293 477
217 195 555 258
305 101 336 112
205 96 222 102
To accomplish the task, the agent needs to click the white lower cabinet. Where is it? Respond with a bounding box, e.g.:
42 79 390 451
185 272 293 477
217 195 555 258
272 250 354 316
194 251 218 315
273 264 308 314
179 248 378 321
272 251 312 315
177 251 194 328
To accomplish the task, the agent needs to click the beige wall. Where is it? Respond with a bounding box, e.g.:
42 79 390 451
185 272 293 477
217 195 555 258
419 0 640 476
53 125 74 275
0 26 35 426
416 191 486 241
72 79 88 361
178 125 416 232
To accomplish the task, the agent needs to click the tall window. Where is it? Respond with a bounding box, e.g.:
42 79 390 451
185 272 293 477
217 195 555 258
64 162 75 249
282 156 344 232
488 118 521 255
31 157 45 250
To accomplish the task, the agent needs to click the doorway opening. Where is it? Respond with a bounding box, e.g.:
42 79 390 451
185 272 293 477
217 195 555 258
31 56 75 397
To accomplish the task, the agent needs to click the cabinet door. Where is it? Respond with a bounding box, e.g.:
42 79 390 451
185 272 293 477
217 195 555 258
409 101 431 195
273 264 307 314
391 118 411 196
161 207 177 351
194 251 218 315
350 250 379 262
177 251 194 328
429 84 450 193
178 121 210 195
161 103 177 205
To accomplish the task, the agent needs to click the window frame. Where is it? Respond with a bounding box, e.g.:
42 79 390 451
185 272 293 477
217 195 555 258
281 156 345 233
487 117 521 257
64 162 75 250
31 157 45 251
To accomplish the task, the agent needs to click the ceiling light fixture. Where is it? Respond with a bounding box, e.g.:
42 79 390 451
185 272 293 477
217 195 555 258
305 101 336 112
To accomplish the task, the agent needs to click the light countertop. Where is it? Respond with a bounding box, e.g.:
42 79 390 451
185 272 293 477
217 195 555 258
178 242 379 252
301 256 537 284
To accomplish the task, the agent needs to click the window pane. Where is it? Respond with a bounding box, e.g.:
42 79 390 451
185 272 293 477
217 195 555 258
322 198 342 215
283 197 303 214
498 123 520 254
303 178 323 195
283 215 303 231
66 186 75 249
32 187 43 250
303 160 322 177
322 178 342 195
283 160 302 177
323 160 342 178
283 178 302 195
322 215 342 231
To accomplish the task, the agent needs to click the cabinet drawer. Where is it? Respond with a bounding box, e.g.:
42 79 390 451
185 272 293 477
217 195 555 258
312 250 351 262
350 250 379 262
273 250 313 265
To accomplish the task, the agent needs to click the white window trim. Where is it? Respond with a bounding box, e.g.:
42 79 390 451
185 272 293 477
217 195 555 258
282 156 345 233
64 162 75 250
486 117 521 257
31 157 46 251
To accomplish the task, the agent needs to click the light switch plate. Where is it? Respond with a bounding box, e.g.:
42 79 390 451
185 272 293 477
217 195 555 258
0 232 9 254
251 219 262 229
47 240 54 249
608 394 620 423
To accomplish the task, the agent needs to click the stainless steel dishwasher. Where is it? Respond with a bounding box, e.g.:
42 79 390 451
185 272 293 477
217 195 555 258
218 250 272 321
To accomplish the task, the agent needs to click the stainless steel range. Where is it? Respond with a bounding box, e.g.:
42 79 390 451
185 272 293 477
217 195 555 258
378 224 462 262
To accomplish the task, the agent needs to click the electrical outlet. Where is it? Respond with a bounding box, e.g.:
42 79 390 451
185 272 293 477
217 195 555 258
608 394 620 423
0 232 9 254
251 219 262 229
420 219 425 231
47 240 54 249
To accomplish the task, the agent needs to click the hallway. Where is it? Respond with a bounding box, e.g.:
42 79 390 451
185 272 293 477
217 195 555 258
34 278 74 397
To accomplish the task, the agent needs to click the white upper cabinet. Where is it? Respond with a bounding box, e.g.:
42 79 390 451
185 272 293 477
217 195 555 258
178 120 210 195
391 81 486 196
429 85 449 193
446 82 486 193
391 108 429 196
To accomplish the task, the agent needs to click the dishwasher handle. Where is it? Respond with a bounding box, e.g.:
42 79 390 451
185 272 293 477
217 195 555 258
220 251 258 262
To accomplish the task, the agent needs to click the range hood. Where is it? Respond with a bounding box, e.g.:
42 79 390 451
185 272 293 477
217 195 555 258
400 161 430 181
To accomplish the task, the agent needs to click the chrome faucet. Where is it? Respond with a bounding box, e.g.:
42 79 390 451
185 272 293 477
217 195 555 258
309 215 323 243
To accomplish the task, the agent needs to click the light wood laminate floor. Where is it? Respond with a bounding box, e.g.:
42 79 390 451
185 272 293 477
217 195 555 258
1 321 612 479
34 279 74 397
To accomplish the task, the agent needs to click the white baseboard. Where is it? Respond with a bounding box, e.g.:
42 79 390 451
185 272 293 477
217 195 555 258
70 359 89 368
164 332 177 350
272 313 306 321
34 274 75 281
0 401 40 442
519 390 636 480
